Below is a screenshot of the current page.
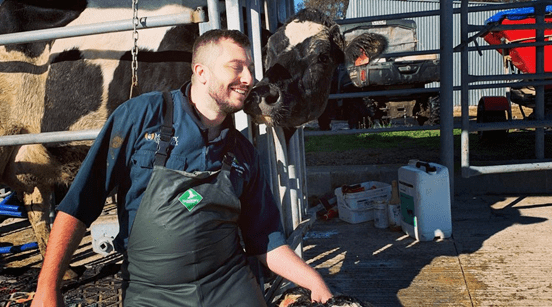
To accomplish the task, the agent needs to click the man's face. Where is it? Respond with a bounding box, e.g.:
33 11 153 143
206 39 254 115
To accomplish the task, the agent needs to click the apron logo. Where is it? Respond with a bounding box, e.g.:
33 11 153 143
178 188 203 211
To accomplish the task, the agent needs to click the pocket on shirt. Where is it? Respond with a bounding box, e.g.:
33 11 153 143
131 150 155 169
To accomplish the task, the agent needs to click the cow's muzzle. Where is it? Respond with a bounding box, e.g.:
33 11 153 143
244 82 282 125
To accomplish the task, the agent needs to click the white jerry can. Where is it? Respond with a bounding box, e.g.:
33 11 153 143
398 161 452 241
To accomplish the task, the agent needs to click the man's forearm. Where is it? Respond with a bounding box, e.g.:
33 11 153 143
257 245 332 302
32 211 87 307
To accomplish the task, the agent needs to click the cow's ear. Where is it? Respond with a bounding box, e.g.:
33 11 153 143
329 24 345 62
344 33 388 66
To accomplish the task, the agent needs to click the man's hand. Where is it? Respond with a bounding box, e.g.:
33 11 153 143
31 289 64 307
257 245 332 303
310 284 333 303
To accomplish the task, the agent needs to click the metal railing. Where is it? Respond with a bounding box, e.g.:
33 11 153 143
0 4 208 146
459 0 552 178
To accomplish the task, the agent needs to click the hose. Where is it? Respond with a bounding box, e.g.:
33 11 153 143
0 242 38 254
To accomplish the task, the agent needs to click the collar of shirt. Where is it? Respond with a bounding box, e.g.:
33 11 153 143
179 81 235 143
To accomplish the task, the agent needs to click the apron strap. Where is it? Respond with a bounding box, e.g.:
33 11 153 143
221 130 238 171
154 91 175 167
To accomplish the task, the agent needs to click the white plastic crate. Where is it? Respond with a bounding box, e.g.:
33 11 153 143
338 205 373 224
334 181 392 224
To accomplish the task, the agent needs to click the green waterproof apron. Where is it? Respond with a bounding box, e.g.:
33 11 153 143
122 92 267 307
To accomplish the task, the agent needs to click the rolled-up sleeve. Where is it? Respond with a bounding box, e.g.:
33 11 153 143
238 151 286 255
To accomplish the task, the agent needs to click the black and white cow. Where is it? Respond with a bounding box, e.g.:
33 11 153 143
244 8 387 128
0 2 386 271
0 0 202 260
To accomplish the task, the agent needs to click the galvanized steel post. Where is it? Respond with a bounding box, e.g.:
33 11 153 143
440 0 455 199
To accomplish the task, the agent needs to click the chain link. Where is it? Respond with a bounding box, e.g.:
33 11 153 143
130 0 139 99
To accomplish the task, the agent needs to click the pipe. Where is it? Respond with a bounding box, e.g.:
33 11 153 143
0 129 100 146
0 203 24 212
0 11 207 46
465 162 552 177
0 242 38 254
0 210 26 218
0 192 16 206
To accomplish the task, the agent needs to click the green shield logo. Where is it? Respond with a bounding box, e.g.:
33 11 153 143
179 188 203 211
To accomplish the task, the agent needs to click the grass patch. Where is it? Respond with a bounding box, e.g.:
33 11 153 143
304 128 551 161
304 129 451 153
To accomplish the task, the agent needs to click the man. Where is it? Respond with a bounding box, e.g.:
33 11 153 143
31 29 332 306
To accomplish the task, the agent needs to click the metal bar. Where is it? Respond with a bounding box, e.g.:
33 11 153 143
458 1 552 178
303 118 552 137
380 49 441 58
441 0 455 200
328 86 439 100
0 130 100 146
0 12 206 46
206 0 221 29
464 40 552 53
336 1 552 26
469 119 552 131
226 0 244 31
265 0 278 32
303 124 440 137
461 0 471 179
272 126 292 236
535 2 546 160
465 79 552 90
465 162 552 177
483 23 552 32
469 72 552 83
288 130 303 257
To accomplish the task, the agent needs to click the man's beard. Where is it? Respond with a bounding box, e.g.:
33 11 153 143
208 83 244 115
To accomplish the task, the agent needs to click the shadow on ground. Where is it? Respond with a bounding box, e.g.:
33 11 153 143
302 194 550 306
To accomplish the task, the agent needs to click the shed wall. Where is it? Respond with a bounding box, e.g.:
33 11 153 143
346 0 506 107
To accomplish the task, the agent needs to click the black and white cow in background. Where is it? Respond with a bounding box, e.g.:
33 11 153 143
0 0 386 272
0 0 201 263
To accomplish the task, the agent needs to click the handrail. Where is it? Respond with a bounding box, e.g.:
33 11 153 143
0 10 206 46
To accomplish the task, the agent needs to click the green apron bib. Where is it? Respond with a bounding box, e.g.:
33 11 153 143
121 92 266 307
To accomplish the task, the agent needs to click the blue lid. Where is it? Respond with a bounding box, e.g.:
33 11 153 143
486 5 552 24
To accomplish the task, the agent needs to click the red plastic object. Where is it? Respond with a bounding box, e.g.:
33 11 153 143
479 96 509 111
483 17 552 75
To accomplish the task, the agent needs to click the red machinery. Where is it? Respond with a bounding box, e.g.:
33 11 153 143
476 5 552 137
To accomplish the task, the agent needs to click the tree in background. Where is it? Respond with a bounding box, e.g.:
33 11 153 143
297 0 349 19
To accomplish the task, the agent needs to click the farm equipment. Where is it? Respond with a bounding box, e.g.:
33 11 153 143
476 5 552 137
319 19 440 130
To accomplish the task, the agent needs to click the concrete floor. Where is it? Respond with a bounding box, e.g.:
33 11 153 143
2 194 552 306
302 194 552 306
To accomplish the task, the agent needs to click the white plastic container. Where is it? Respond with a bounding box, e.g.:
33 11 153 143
335 181 392 224
338 204 374 224
398 161 452 241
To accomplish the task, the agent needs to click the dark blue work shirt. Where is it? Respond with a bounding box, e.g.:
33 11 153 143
57 82 286 255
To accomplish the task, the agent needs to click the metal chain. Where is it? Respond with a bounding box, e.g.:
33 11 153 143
130 0 139 99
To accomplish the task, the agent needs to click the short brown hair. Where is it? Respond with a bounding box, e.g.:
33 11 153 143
191 29 251 68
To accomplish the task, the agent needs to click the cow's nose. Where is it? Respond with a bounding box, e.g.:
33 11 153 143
262 84 280 105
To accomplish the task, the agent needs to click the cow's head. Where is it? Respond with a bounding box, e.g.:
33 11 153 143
244 8 387 128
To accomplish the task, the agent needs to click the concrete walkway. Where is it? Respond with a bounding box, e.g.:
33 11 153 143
302 194 552 306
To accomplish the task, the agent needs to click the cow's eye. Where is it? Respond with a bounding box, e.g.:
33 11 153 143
318 54 330 64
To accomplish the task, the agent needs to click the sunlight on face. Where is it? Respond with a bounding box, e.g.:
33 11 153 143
206 39 254 115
